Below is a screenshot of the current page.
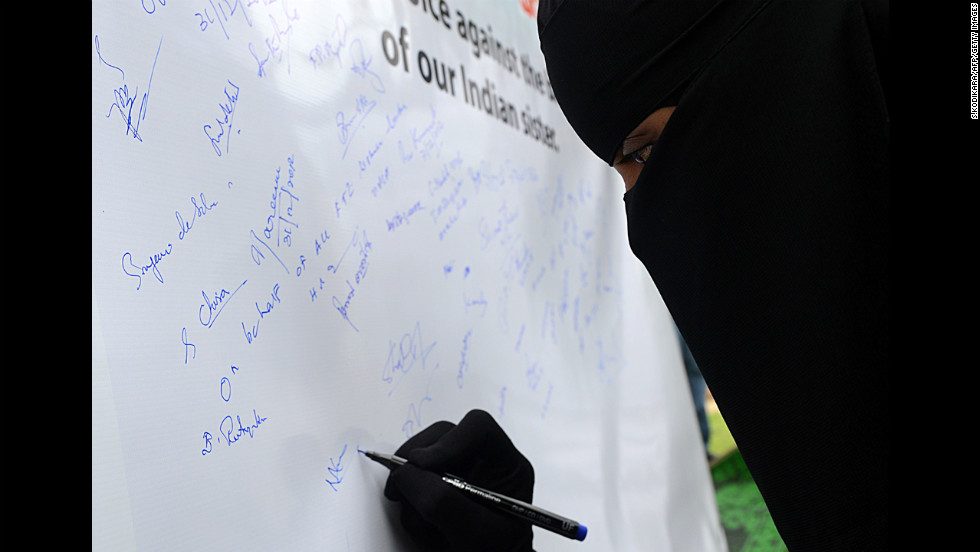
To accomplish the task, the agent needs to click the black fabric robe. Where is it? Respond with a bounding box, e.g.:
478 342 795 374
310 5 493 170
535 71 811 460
539 1 889 549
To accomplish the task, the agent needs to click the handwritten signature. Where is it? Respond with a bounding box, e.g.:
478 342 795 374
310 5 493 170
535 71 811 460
176 192 219 241
325 444 349 492
348 38 385 93
328 227 372 331
309 13 347 70
382 321 437 396
401 364 439 439
199 280 247 328
337 94 376 159
219 409 269 446
122 243 173 290
309 15 385 94
204 80 240 157
248 1 299 77
96 34 162 142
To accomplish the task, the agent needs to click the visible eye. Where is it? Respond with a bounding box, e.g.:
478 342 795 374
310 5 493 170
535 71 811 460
626 143 654 164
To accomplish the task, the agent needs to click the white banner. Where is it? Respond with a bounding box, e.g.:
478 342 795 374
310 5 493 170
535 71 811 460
92 1 725 550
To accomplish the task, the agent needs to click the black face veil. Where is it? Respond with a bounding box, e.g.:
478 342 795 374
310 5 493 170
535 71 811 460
539 1 889 550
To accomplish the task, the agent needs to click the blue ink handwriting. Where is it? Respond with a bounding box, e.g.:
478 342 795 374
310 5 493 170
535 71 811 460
241 282 281 344
382 321 437 396
142 0 168 15
262 156 299 247
540 383 554 419
334 181 355 218
337 94 376 159
122 243 173 290
329 228 371 332
195 0 253 40
478 201 519 251
199 280 247 328
325 444 349 492
332 280 359 332
402 367 438 439
402 386 433 439
307 15 385 93
348 38 385 93
250 229 290 274
309 13 348 70
248 1 300 77
463 292 487 317
526 357 542 391
370 167 390 198
386 104 407 134
96 35 162 142
358 140 383 173
220 409 269 446
325 226 368 274
204 80 240 157
182 327 197 364
386 200 425 232
411 106 444 160
176 192 219 241
456 330 473 389
202 408 268 455
314 229 332 255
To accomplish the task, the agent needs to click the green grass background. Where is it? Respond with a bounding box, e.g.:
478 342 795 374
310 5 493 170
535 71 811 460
706 401 788 552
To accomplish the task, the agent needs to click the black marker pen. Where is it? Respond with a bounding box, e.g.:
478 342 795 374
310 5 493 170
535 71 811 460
361 449 588 542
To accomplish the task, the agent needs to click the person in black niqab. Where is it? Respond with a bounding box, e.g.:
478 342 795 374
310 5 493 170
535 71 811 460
538 0 889 550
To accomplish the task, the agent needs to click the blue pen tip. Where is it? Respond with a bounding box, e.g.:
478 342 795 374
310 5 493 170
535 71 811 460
575 524 587 541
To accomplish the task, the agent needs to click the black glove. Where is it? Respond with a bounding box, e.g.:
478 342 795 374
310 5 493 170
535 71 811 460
383 409 535 552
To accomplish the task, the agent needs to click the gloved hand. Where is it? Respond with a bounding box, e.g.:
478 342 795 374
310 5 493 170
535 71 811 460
383 409 535 552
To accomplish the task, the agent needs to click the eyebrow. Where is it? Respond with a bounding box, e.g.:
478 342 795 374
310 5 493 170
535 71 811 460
619 133 650 160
